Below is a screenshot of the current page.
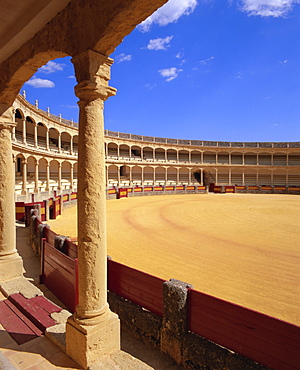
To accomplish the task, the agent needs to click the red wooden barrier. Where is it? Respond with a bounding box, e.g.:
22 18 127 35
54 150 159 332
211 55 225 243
70 192 77 200
165 186 174 191
176 185 185 191
188 289 300 370
213 186 222 193
64 239 78 259
62 194 69 203
261 186 272 191
118 188 128 199
134 187 142 193
43 227 57 248
186 186 195 191
107 260 164 317
225 186 235 193
41 241 78 313
144 186 153 192
15 202 25 222
154 186 164 192
197 185 206 191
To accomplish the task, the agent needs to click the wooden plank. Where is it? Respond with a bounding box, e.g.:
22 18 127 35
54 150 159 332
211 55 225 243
30 295 62 314
0 300 40 345
8 294 56 332
188 289 300 370
108 260 164 316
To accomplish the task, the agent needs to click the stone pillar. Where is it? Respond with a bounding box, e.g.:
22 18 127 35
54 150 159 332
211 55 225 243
58 133 62 153
229 169 232 186
45 163 50 192
70 136 74 155
242 152 245 165
176 168 179 184
46 129 49 151
21 159 27 195
200 169 203 185
34 159 39 193
153 148 155 160
188 168 191 185
58 163 62 191
117 145 120 159
66 50 120 369
215 168 218 184
242 170 245 186
256 171 259 186
12 125 16 142
188 151 191 163
129 166 132 185
165 150 167 162
34 125 38 148
22 119 27 145
176 150 179 163
229 152 232 165
117 165 121 186
141 166 144 185
257 153 259 166
271 170 274 186
165 167 168 184
70 164 74 190
161 279 193 364
200 151 203 164
0 111 23 282
286 172 289 187
153 167 156 184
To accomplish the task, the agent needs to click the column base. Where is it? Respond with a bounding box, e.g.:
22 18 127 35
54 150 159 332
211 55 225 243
0 254 24 282
66 311 120 369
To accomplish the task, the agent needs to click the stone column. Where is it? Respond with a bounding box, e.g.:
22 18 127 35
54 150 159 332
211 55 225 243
129 166 132 185
200 151 203 164
66 50 120 369
34 159 39 193
70 136 74 155
141 166 144 185
46 129 49 151
70 164 74 191
176 168 179 184
229 169 232 186
215 168 218 184
200 169 203 185
256 171 259 186
165 167 168 184
12 125 16 142
0 111 23 282
117 165 121 186
117 144 120 159
58 133 62 153
22 119 27 145
34 125 38 148
58 163 62 191
242 170 245 186
153 167 156 184
165 149 167 162
188 168 191 185
45 163 50 192
21 159 27 195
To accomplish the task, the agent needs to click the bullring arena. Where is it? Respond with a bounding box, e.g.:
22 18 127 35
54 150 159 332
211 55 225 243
12 94 300 359
5 93 300 369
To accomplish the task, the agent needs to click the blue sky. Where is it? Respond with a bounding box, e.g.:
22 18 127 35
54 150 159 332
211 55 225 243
22 0 300 142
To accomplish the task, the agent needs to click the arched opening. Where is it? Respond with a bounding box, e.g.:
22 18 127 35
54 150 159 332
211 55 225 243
37 122 47 149
49 128 60 152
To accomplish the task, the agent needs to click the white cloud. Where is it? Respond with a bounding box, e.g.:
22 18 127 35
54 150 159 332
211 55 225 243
116 53 132 63
239 0 298 17
138 0 198 32
68 75 76 79
39 61 64 74
147 36 173 50
176 51 184 59
159 67 183 81
25 77 55 88
199 56 215 65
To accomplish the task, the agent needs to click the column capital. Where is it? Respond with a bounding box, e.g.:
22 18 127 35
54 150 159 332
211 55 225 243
72 50 116 102
0 121 16 131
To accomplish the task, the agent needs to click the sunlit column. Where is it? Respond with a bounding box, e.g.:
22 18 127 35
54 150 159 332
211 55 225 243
22 119 27 145
34 159 39 193
0 112 23 281
176 167 179 184
70 136 74 155
58 133 62 153
229 169 232 186
67 50 120 368
34 125 38 148
58 163 62 191
21 158 27 195
46 163 50 192
70 163 74 191
46 129 49 151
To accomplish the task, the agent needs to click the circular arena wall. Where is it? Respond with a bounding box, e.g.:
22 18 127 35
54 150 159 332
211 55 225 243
12 94 300 198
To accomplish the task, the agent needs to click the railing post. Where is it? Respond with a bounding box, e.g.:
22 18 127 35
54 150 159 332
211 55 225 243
161 279 193 364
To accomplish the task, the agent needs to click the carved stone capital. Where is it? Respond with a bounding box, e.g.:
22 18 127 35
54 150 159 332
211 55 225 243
72 50 117 102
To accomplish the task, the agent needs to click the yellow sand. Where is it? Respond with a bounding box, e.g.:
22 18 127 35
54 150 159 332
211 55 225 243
47 193 300 326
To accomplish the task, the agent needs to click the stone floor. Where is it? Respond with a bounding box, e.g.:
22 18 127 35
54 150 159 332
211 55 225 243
0 225 183 370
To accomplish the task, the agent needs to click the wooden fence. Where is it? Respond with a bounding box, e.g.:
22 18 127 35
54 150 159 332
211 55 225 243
188 289 300 370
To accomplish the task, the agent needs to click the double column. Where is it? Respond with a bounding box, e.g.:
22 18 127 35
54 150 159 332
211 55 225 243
0 107 23 282
66 50 120 369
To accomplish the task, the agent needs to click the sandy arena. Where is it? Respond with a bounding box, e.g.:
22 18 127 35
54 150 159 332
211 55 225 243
46 193 300 326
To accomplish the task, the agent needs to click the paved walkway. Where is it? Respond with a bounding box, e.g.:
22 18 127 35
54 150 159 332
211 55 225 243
0 225 182 370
